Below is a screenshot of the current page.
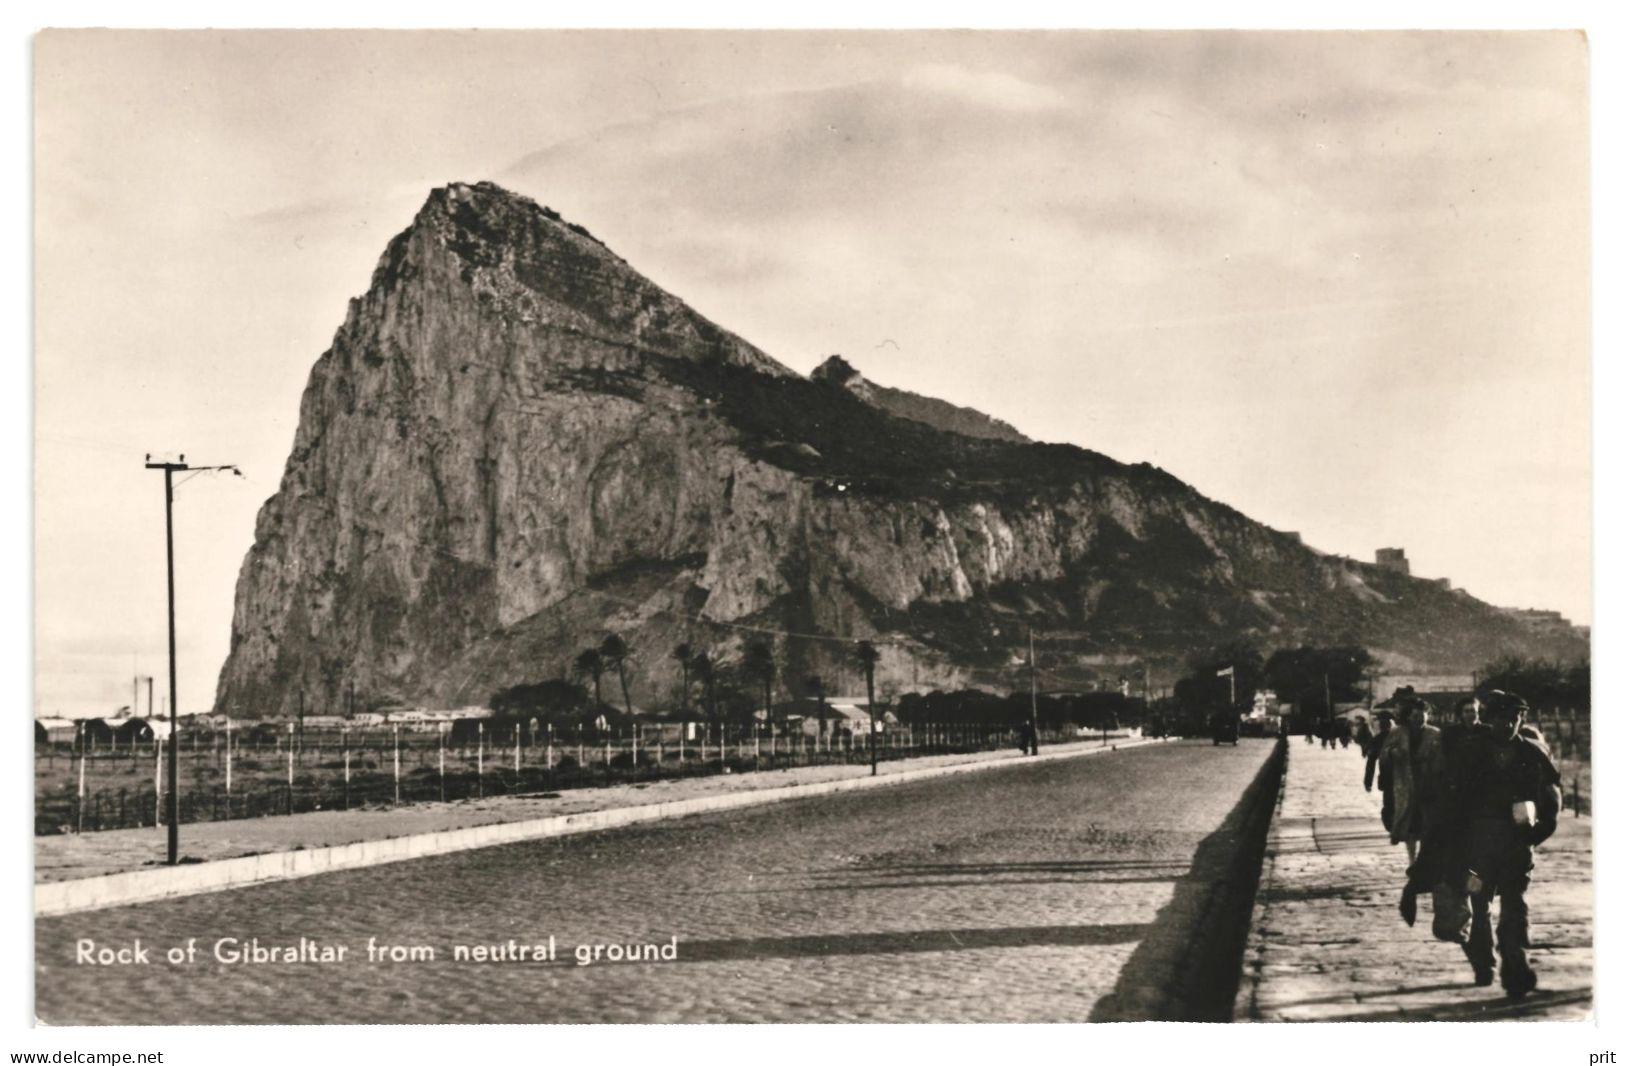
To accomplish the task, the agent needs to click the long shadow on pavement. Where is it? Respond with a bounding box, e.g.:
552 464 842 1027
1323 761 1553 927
1089 738 1286 1022
1308 988 1593 1022
794 875 1184 892
668 923 1150 964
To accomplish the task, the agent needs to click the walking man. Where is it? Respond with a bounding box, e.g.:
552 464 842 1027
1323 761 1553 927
1443 690 1562 997
1364 709 1396 831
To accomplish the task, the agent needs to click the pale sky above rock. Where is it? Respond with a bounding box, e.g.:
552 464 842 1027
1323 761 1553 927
32 29 1592 717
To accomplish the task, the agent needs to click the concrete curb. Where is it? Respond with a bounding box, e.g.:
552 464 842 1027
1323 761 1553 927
36 738 1157 918
1233 738 1292 1022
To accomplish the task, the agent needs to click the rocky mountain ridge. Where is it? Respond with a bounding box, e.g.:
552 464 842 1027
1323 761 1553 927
213 181 1586 717
809 355 1030 444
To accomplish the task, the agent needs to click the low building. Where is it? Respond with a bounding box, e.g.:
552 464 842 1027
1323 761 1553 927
776 696 889 735
35 718 77 744
1373 674 1475 704
295 715 348 729
78 718 116 746
111 717 171 744
1499 607 1581 639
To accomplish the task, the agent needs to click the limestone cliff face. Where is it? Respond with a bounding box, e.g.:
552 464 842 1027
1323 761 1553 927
214 182 1583 717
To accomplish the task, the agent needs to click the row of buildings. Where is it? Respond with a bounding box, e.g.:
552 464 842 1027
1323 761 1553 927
36 696 888 746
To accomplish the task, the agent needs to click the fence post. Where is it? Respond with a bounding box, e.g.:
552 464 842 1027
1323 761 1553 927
286 723 295 815
154 734 163 828
477 722 485 798
395 725 402 807
75 723 85 835
438 722 447 803
547 723 554 771
343 726 351 811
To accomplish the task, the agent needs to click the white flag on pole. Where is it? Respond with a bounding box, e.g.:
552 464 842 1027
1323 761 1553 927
1216 666 1235 677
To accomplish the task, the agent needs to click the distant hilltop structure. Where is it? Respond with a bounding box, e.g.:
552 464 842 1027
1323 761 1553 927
1375 548 1451 589
1499 607 1587 642
1374 547 1410 575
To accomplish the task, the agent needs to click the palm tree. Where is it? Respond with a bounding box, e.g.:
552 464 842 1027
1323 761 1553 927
742 640 776 729
691 652 717 726
600 633 634 720
806 674 828 738
855 640 880 776
672 643 694 722
572 648 605 723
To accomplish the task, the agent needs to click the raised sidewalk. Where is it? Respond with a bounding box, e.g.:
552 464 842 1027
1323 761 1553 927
36 734 1150 916
1235 740 1593 1021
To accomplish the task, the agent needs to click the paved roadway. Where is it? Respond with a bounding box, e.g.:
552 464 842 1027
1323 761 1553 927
36 739 1277 1024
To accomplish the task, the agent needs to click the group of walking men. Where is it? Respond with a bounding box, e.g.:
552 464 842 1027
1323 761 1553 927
1355 689 1562 1000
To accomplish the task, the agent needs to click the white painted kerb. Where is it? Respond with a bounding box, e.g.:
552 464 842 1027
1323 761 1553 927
37 739 1154 918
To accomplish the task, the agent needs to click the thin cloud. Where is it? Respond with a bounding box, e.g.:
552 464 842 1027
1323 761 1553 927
243 194 361 227
900 63 1068 111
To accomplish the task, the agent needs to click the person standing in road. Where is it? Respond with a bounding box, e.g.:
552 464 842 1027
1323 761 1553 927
1440 696 1488 755
1365 709 1396 831
1401 699 1479 928
1441 690 1562 997
1380 699 1443 867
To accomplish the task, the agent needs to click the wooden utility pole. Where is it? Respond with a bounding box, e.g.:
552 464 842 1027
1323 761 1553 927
1028 628 1040 756
147 457 181 862
75 722 85 834
145 454 237 863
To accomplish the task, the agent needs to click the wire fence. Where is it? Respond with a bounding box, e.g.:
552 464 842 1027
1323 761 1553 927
1525 706 1590 816
35 720 1136 836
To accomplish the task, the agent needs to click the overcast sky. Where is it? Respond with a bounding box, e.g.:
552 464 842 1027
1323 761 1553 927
32 29 1591 718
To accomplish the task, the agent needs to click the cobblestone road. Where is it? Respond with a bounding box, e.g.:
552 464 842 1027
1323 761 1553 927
37 740 1276 1024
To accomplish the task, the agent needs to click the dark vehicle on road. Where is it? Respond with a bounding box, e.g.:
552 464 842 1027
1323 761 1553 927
1208 709 1240 745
